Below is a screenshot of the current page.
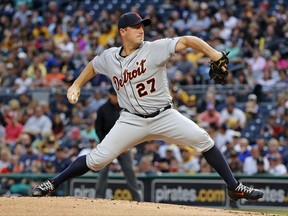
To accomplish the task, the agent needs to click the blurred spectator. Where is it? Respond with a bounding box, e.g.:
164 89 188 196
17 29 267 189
158 142 182 163
169 83 191 109
45 64 66 87
23 105 52 137
178 146 200 174
86 89 107 113
32 16 50 39
51 114 65 140
254 137 269 157
1 63 18 88
19 137 39 173
281 103 288 123
205 122 217 141
164 147 177 164
186 5 211 35
4 114 23 145
246 50 266 79
265 138 283 160
275 92 287 118
17 52 29 72
42 161 56 174
0 110 7 128
198 156 212 173
6 99 22 122
268 154 287 176
26 56 47 79
261 114 283 138
226 37 242 65
174 50 195 84
214 124 235 154
80 120 99 143
107 159 122 174
198 91 217 113
155 158 170 173
30 66 46 88
169 158 179 173
0 148 11 173
227 150 242 173
13 2 31 27
220 102 246 131
135 140 161 166
237 138 251 163
13 142 25 160
41 103 53 121
245 94 259 120
58 36 75 55
59 51 76 82
75 32 87 54
167 10 186 35
255 157 268 174
61 126 83 149
223 131 241 159
18 94 31 111
13 70 33 94
197 103 221 127
257 67 278 99
137 157 156 175
53 24 68 47
78 138 97 157
278 122 288 149
7 155 23 173
40 135 59 163
243 146 269 175
53 147 72 173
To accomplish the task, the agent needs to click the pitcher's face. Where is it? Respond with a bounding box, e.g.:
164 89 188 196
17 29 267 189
121 23 144 46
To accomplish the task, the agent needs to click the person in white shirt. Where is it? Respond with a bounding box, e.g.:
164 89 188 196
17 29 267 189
158 143 182 163
178 146 200 174
220 102 246 130
24 105 52 136
243 146 269 175
14 70 33 94
268 155 287 176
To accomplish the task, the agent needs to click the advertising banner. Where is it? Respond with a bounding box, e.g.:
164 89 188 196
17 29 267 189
151 179 229 207
70 178 144 201
237 179 288 210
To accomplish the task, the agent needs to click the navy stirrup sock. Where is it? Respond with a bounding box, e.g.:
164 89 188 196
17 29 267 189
52 155 90 187
203 145 238 190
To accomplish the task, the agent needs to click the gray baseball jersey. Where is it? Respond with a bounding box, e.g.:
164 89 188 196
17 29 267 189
92 38 179 115
87 38 214 171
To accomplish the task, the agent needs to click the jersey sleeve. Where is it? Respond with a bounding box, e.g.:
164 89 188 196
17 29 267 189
91 50 109 75
149 37 181 66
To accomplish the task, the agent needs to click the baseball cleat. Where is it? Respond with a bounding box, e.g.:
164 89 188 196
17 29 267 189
228 182 264 201
32 179 56 197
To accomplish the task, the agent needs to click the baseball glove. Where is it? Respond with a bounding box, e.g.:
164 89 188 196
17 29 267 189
209 51 230 85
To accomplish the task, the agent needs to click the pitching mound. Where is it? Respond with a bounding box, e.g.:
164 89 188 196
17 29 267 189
0 197 275 216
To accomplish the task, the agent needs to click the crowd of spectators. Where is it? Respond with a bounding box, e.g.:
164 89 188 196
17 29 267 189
0 0 288 195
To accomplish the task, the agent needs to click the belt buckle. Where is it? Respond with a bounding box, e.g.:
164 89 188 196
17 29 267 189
159 107 165 113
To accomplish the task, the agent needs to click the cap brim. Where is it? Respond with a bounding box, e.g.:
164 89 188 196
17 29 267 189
131 18 151 27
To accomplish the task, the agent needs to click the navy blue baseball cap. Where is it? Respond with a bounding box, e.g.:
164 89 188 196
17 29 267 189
118 12 151 30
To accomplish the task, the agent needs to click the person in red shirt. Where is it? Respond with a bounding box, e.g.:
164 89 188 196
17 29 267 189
197 103 221 127
5 116 23 145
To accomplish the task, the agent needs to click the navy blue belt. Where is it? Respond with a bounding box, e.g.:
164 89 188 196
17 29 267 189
124 104 172 118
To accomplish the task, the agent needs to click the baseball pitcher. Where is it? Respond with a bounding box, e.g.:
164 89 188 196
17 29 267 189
32 12 263 201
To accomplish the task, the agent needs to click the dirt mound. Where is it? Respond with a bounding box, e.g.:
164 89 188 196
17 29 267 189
0 197 275 216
